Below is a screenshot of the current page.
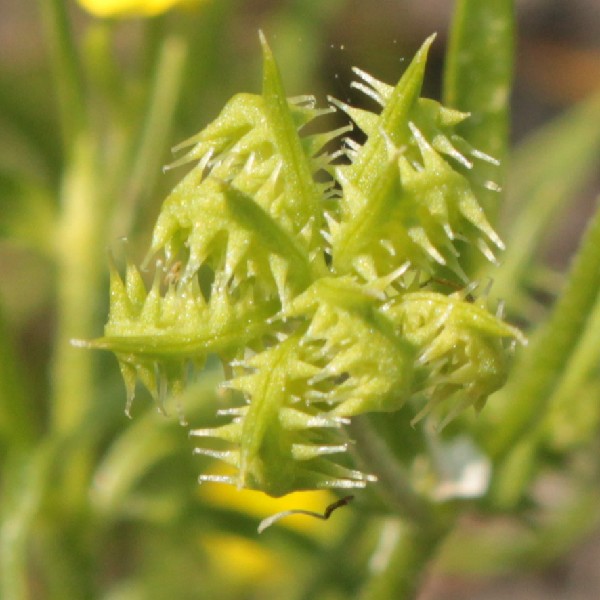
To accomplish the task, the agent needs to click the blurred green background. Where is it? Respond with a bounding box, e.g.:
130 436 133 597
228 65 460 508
1 1 599 598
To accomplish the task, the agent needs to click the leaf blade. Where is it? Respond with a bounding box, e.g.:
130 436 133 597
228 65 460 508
444 0 515 220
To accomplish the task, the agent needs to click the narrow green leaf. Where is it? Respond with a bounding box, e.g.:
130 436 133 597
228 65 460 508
114 34 188 237
444 0 515 219
0 171 55 255
40 0 87 148
91 373 221 517
0 306 35 448
489 197 600 458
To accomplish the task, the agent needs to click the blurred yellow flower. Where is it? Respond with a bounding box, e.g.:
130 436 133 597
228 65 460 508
78 0 203 18
198 465 351 542
201 534 286 584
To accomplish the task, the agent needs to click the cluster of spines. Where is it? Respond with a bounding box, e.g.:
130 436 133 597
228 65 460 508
92 34 524 497
189 277 523 494
98 256 276 417
385 285 525 426
147 95 332 298
190 334 376 496
328 35 503 285
145 37 348 314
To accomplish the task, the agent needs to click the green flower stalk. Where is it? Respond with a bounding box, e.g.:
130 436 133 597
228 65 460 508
83 34 524 497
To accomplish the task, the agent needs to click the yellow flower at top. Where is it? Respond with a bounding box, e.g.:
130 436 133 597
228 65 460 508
78 0 203 18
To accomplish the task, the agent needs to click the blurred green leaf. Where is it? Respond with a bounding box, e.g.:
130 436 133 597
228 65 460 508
0 170 55 254
112 34 188 238
266 0 345 93
541 274 600 450
489 197 600 460
1 441 56 600
0 71 63 178
91 373 220 519
494 90 600 312
0 305 35 448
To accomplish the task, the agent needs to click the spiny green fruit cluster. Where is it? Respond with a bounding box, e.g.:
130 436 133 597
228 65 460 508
88 34 524 497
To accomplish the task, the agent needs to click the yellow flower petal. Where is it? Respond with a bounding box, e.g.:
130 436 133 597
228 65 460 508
78 0 203 18
198 464 348 541
201 534 286 584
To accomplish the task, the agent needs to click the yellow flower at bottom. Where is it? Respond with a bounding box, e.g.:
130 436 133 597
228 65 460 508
198 465 350 542
201 534 286 585
78 0 203 18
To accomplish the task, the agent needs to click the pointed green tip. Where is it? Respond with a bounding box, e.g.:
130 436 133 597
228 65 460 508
258 29 273 65
259 29 279 96
258 29 268 50
423 32 437 47
412 32 436 70
70 337 94 349
71 337 109 350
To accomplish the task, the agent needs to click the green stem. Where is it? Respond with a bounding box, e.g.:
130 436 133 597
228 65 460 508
349 416 454 598
140 15 167 80
112 34 188 238
47 132 111 536
51 133 103 434
490 198 600 458
358 517 451 600
39 0 87 149
349 416 430 525
297 516 369 600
